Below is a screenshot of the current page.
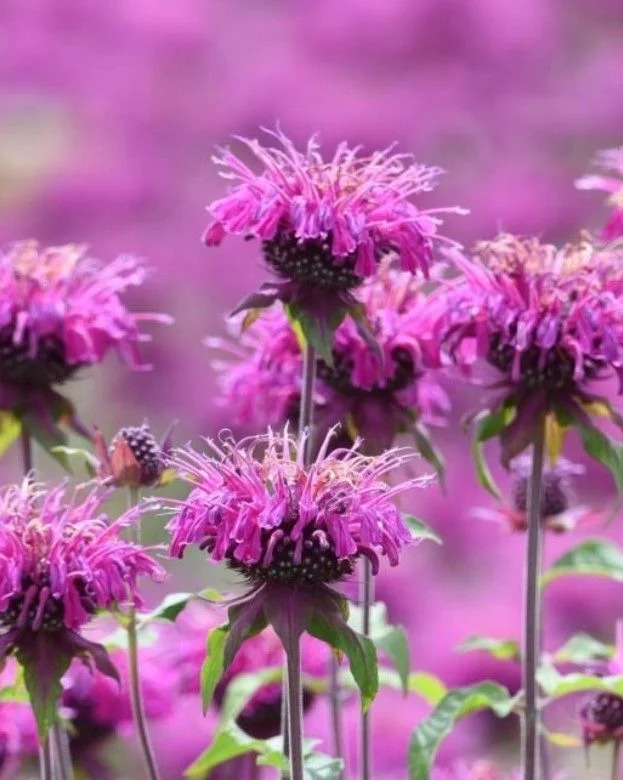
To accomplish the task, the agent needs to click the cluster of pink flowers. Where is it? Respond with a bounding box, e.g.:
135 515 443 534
204 128 463 283
428 234 623 398
0 480 164 641
168 428 420 583
0 240 168 388
212 265 449 449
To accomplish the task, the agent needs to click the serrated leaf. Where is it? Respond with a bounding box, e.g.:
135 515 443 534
200 625 229 713
0 412 21 458
541 539 623 586
408 682 517 780
553 632 614 664
457 635 520 662
403 515 442 545
307 610 378 712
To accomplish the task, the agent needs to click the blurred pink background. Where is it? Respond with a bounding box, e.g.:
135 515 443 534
1 1 623 775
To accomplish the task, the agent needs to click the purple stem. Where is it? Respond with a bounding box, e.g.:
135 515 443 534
286 638 304 780
39 738 53 780
127 486 161 780
360 557 373 780
521 421 545 780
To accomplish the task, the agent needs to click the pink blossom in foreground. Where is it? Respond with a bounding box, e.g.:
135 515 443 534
204 128 464 283
168 428 422 583
0 240 171 387
0 480 166 708
576 147 623 240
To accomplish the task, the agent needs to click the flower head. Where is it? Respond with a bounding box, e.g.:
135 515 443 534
581 691 623 746
94 421 173 489
0 240 169 387
435 235 623 396
576 147 623 241
0 480 165 735
204 128 462 284
474 456 599 533
211 266 449 452
168 428 420 583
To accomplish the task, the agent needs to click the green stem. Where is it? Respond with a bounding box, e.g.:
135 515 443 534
39 738 53 780
612 741 621 780
521 421 546 780
360 558 373 780
52 722 74 780
329 657 344 775
127 487 161 780
286 638 304 780
20 428 33 474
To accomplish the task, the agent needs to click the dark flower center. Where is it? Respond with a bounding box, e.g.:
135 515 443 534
203 516 355 585
487 333 604 392
582 693 623 739
214 679 314 740
512 472 569 519
0 577 96 633
112 425 163 486
262 231 362 290
317 347 415 396
0 324 77 386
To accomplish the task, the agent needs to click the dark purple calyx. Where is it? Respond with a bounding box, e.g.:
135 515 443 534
487 333 604 393
204 518 355 586
112 424 163 486
512 471 569 520
262 231 361 291
318 346 415 396
582 692 623 742
0 324 77 386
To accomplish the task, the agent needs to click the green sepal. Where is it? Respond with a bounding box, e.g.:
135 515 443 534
285 302 346 366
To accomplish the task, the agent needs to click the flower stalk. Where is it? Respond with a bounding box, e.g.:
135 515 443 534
612 741 621 780
360 558 373 780
126 486 161 780
286 637 304 780
39 739 53 780
521 421 546 780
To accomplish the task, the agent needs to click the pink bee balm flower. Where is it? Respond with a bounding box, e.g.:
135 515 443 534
210 266 449 454
576 147 623 241
427 234 623 464
168 427 420 583
0 240 170 385
0 480 166 736
205 128 463 283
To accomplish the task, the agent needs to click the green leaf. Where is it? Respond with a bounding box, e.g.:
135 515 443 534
307 610 378 712
541 539 623 586
0 412 21 458
408 673 447 706
49 446 97 477
139 592 194 626
22 414 70 470
412 422 446 486
200 625 229 713
573 412 623 495
374 625 411 695
403 515 442 545
553 632 614 664
408 682 517 780
285 303 346 366
457 635 520 662
471 407 509 498
537 662 623 699
17 634 74 739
